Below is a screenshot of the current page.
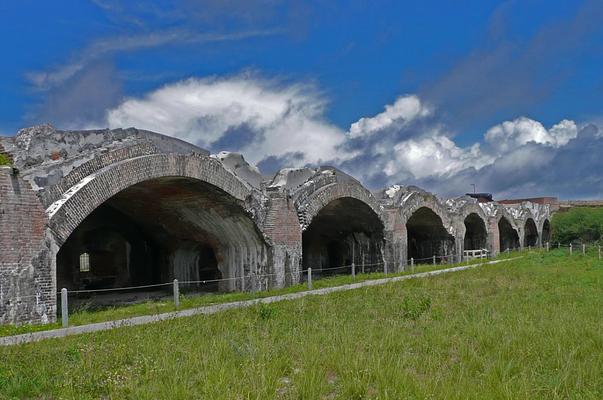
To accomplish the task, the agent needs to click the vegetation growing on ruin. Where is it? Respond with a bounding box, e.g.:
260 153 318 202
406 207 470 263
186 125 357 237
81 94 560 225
0 153 11 166
1 249 601 399
552 207 603 244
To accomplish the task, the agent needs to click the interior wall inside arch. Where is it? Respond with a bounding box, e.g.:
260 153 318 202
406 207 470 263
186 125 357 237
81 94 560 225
498 217 520 251
542 220 551 244
302 198 384 276
464 213 487 250
524 218 538 247
56 177 267 308
406 207 455 262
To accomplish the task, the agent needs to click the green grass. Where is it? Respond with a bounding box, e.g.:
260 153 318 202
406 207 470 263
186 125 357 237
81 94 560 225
0 153 10 166
0 257 489 338
1 249 601 399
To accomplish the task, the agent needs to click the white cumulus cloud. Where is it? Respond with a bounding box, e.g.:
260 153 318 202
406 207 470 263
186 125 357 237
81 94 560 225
485 116 577 152
349 95 431 138
106 75 349 166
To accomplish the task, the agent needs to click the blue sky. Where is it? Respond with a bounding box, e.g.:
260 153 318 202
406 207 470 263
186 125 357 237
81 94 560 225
2 1 603 198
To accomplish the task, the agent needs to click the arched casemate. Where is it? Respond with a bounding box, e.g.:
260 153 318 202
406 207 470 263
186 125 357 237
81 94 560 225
446 196 490 256
524 218 538 247
49 153 269 307
541 219 552 245
290 167 386 279
379 186 456 267
498 216 520 252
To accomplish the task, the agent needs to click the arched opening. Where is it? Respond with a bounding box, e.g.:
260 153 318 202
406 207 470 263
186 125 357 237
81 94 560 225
407 207 455 263
498 217 520 251
542 219 551 244
464 213 487 250
56 176 266 309
524 218 538 247
302 197 384 277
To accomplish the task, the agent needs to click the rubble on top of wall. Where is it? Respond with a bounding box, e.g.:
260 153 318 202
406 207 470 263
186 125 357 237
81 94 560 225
268 167 317 191
3 124 209 193
376 184 446 208
211 151 263 190
444 195 481 213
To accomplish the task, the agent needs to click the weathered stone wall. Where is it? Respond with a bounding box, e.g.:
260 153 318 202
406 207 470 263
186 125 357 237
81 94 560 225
0 166 55 324
261 190 302 287
0 125 554 325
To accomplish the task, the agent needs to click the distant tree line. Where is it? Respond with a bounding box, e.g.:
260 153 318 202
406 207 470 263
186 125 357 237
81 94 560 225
552 207 603 244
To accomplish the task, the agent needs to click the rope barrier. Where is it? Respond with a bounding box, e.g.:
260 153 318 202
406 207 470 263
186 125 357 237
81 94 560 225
65 281 173 295
13 243 599 306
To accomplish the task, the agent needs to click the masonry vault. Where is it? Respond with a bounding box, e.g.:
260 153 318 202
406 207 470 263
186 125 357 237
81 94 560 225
406 207 455 262
302 197 384 276
56 176 267 307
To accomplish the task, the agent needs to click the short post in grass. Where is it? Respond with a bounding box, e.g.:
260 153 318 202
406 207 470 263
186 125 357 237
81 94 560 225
570 243 573 256
410 257 414 272
582 243 586 255
60 288 68 328
173 279 180 309
351 261 356 278
528 245 531 252
599 245 601 260
546 242 549 252
432 255 436 265
307 268 313 290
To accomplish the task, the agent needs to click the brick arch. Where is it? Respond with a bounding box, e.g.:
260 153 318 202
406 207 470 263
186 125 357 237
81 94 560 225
41 142 159 208
47 153 254 245
457 204 489 252
295 182 384 231
458 203 489 228
523 217 539 247
399 192 454 235
494 207 520 232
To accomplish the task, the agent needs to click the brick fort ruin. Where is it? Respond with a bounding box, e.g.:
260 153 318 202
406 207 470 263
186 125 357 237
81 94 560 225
0 125 553 325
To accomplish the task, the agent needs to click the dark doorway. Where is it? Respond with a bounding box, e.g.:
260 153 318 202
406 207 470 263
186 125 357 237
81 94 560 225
302 198 384 277
57 177 265 309
498 217 520 251
542 219 551 245
407 207 455 263
464 213 487 250
524 218 538 247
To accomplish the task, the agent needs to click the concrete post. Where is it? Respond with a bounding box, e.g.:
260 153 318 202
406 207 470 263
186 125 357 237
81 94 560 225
432 255 436 265
351 262 356 278
173 279 180 309
528 245 531 252
582 244 586 255
307 268 313 290
570 243 573 256
60 288 69 328
546 242 549 252
558 242 560 249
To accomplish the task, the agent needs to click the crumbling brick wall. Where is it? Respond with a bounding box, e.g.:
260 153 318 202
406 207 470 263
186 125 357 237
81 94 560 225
0 167 54 324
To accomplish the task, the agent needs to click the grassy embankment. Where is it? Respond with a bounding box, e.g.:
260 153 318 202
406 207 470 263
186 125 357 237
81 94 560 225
0 248 601 399
0 256 494 338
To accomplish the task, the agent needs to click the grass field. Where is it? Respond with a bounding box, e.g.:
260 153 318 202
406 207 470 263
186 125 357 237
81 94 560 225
0 258 489 338
0 249 602 399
